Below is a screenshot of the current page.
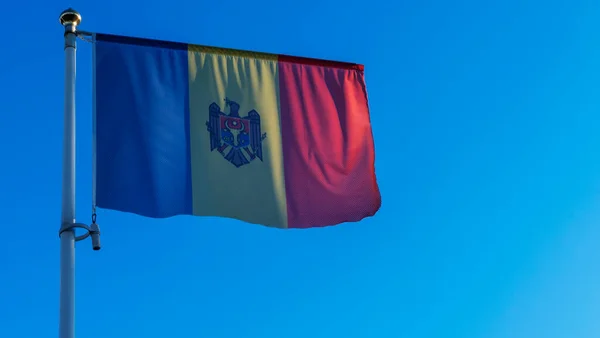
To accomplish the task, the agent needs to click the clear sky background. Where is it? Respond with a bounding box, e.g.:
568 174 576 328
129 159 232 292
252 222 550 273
2 1 600 337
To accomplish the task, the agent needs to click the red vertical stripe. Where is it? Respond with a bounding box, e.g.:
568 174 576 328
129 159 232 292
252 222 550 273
278 58 381 228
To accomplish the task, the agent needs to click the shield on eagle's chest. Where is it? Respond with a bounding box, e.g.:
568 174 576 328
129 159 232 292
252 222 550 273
220 116 250 149
205 99 267 168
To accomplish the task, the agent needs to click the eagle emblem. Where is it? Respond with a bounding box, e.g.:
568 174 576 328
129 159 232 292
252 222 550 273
205 98 267 168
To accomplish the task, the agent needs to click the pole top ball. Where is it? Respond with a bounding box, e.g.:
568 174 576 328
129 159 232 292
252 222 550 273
59 8 81 27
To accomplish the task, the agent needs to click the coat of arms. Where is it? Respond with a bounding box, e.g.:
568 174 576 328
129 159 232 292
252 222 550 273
206 98 267 168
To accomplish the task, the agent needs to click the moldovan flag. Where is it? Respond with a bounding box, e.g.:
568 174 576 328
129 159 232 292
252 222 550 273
93 33 381 229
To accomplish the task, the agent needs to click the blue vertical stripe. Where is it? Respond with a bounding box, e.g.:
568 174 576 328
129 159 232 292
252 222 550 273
94 34 193 218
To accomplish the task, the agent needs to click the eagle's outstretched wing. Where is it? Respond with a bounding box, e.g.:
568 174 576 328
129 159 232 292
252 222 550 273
207 102 222 151
247 109 264 161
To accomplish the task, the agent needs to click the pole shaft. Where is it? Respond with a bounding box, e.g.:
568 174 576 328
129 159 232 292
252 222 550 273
59 27 77 338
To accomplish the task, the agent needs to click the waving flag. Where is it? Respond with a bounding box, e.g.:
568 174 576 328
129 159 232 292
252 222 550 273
93 33 381 228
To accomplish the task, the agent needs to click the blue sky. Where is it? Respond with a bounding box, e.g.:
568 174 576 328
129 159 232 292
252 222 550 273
2 0 600 337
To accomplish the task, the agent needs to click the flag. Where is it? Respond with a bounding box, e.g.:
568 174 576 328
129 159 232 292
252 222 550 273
93 33 381 229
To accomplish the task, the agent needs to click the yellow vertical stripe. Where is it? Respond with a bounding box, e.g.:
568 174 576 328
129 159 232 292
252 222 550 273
188 46 288 228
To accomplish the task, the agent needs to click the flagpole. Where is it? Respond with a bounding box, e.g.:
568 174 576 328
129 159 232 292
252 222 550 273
57 8 102 338
58 8 81 338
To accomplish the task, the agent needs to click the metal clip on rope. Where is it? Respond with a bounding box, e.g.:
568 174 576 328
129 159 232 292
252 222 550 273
58 215 101 251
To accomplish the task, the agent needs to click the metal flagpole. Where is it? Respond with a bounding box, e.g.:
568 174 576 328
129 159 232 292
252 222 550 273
58 8 101 338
